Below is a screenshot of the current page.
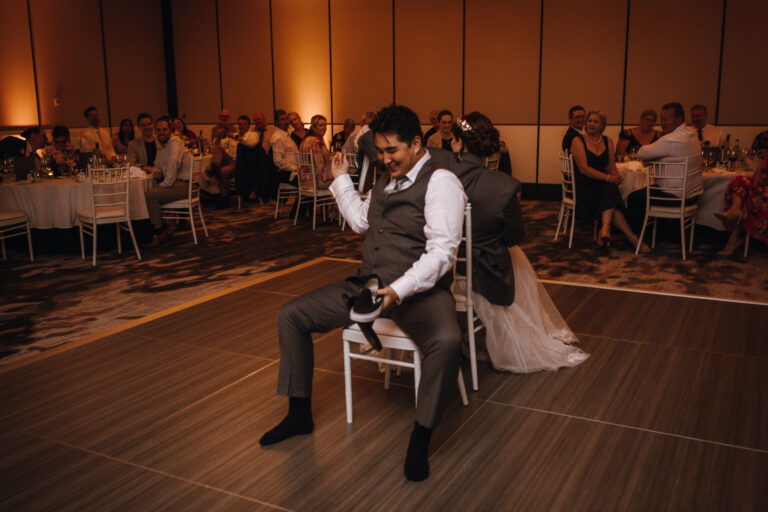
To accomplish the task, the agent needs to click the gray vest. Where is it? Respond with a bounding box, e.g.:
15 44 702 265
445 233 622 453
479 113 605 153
360 158 452 291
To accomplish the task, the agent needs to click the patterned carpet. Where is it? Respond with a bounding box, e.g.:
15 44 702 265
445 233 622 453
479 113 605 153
1 198 765 365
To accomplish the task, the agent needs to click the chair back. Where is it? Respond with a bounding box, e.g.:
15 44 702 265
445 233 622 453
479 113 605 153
558 152 576 204
294 151 318 194
87 166 130 217
645 159 695 213
184 150 200 201
453 203 474 308
484 153 501 172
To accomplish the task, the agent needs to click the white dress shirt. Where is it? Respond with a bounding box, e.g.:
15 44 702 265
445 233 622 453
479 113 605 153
81 126 116 158
638 124 703 198
687 123 724 147
270 127 298 172
155 135 188 187
330 152 467 301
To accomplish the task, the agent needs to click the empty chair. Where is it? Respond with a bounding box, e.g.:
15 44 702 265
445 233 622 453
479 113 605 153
0 211 34 261
293 152 336 230
161 151 208 244
77 166 141 266
555 152 578 248
635 160 700 260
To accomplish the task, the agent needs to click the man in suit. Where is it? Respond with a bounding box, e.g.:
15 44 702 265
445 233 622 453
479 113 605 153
562 105 586 152
127 113 157 172
259 104 467 482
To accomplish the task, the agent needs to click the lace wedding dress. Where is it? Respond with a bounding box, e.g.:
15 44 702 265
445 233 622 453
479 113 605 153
472 246 588 373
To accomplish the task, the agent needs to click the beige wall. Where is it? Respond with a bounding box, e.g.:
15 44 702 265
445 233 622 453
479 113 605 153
0 0 38 127
4 0 768 185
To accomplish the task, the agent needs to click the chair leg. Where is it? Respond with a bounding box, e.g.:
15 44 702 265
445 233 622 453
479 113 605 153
79 224 86 260
274 191 281 219
413 352 421 406
92 224 97 267
568 209 575 249
189 207 198 245
311 196 317 231
126 222 142 260
457 370 469 406
688 218 696 255
197 205 208 237
554 204 565 241
467 308 478 391
26 222 34 262
744 235 750 257
293 194 302 226
635 215 649 255
343 340 353 424
651 219 658 248
116 224 122 254
680 217 687 260
384 348 392 390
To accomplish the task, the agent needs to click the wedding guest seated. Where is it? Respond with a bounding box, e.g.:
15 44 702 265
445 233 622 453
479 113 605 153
714 132 768 256
299 114 333 189
127 113 157 171
562 105 585 152
688 104 724 147
626 102 703 234
616 109 661 161
331 118 355 153
288 112 308 147
21 126 47 157
81 106 116 163
52 125 70 144
171 117 198 146
144 117 188 246
423 109 440 148
570 110 648 250
205 116 258 206
111 118 135 155
270 109 298 185
426 110 454 151
210 109 236 141
252 111 274 153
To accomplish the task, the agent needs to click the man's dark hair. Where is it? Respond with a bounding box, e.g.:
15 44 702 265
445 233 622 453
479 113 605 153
568 105 585 118
83 106 97 119
52 125 69 140
237 114 251 123
137 112 152 124
274 109 286 120
20 126 42 139
155 115 171 128
691 104 707 114
662 102 685 122
369 104 423 144
437 109 453 120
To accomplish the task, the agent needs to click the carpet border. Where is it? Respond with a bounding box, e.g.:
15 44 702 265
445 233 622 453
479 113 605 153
0 257 337 374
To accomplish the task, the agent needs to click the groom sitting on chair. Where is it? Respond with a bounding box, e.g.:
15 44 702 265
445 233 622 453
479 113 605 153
259 104 467 482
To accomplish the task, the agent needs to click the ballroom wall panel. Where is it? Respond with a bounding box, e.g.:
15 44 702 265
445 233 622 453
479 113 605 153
464 0 541 125
539 0 627 125
172 0 221 124
271 0 331 123
718 0 768 125
102 0 167 125
394 0 462 122
29 0 109 128
330 0 393 124
218 0 273 121
624 0 723 124
0 0 38 127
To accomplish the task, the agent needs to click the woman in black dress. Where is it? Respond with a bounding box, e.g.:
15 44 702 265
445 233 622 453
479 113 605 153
570 110 648 250
616 109 662 161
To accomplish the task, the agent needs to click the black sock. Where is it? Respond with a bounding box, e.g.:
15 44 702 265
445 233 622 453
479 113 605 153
404 421 432 481
259 397 313 446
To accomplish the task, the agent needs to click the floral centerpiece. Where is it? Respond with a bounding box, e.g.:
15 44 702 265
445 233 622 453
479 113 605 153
44 143 80 176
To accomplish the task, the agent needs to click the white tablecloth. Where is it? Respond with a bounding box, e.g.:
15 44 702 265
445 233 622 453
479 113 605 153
616 162 647 200
0 177 150 229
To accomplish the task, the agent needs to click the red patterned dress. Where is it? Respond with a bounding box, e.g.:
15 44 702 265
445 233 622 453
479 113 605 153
725 155 768 244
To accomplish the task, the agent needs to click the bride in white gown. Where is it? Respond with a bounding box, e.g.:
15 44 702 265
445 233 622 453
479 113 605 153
445 112 588 373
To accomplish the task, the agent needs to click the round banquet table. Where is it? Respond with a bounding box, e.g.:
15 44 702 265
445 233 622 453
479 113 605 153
0 176 151 229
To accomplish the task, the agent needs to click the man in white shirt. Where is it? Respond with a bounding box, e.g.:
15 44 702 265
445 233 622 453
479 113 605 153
80 106 116 163
688 104 724 147
259 105 466 483
269 109 298 185
626 102 703 231
144 117 189 246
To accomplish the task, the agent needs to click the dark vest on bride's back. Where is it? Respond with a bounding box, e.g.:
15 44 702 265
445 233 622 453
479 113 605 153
429 148 525 306
360 157 453 292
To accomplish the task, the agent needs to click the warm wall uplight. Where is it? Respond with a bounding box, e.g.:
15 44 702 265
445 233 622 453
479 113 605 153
0 1 39 128
0 86 38 128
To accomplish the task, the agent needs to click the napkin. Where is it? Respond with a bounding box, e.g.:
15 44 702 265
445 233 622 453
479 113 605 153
130 166 148 178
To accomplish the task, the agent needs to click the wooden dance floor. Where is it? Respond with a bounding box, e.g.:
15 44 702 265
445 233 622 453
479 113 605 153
1 258 766 510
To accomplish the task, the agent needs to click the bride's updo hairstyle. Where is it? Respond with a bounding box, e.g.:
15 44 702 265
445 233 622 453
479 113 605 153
451 111 500 158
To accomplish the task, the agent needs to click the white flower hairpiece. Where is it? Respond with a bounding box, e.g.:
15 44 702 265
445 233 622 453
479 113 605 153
456 117 472 133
